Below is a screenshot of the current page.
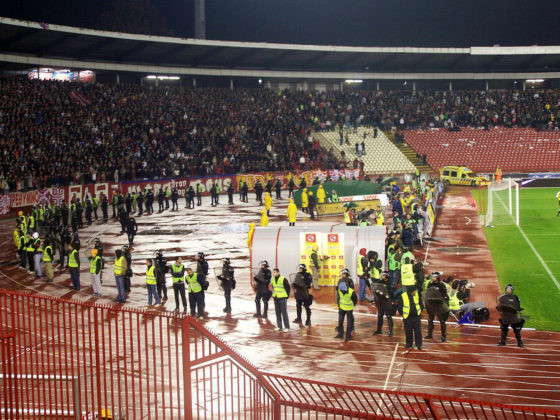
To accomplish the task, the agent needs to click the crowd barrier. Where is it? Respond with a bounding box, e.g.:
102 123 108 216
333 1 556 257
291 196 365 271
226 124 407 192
1 290 559 419
0 168 361 219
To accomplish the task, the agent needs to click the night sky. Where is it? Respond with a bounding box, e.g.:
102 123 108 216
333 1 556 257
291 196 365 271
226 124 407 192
2 0 560 47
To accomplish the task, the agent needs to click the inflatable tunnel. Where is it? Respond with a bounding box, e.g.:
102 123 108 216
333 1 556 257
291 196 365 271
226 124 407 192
250 225 386 286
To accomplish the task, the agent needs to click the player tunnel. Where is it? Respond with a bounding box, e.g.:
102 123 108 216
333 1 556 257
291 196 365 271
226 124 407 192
250 225 387 286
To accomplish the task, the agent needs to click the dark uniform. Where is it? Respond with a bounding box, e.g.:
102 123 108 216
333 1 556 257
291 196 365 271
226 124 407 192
292 265 313 326
195 252 209 315
157 189 165 212
85 197 93 226
253 261 272 318
274 179 282 199
227 184 234 205
497 284 524 348
60 202 69 226
424 274 450 342
255 181 263 204
137 190 144 216
288 178 295 198
155 251 168 301
125 193 132 215
218 259 235 313
101 196 109 222
126 215 138 246
372 273 396 336
122 245 132 293
171 188 179 211
146 189 154 214
241 182 249 203
187 186 195 209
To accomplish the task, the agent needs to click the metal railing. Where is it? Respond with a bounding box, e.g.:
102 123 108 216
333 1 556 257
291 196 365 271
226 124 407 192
1 289 559 419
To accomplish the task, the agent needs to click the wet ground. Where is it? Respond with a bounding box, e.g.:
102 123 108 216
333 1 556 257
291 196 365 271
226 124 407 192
1 189 559 410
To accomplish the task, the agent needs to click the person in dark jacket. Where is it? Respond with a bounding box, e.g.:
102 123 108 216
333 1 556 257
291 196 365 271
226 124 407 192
118 207 127 234
497 284 525 348
155 250 168 301
335 281 358 341
372 272 397 336
254 181 263 204
125 193 133 215
146 189 154 214
271 268 291 331
241 181 249 203
424 272 449 342
288 178 295 198
308 191 316 219
265 180 272 195
218 258 236 313
274 179 282 200
101 195 109 222
253 260 272 318
126 214 138 246
157 189 165 212
292 264 313 326
137 190 144 216
122 244 132 293
227 183 234 205
187 186 195 209
196 252 209 313
171 188 179 211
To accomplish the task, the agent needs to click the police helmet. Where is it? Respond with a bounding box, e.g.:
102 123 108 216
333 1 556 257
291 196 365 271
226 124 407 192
122 244 129 251
431 272 441 281
367 250 378 259
381 271 390 278
340 268 350 276
222 258 230 266
197 252 205 259
298 263 306 271
155 250 162 256
94 237 100 242
505 284 514 293
259 260 269 268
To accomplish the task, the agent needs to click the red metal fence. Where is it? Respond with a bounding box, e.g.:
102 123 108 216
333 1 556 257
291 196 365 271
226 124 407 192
1 290 559 419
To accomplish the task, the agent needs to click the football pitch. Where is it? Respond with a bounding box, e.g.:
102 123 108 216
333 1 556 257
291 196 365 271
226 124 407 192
473 186 560 331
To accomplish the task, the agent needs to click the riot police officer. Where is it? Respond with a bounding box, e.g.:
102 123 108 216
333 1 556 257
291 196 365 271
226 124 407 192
497 284 524 348
122 245 132 294
372 272 396 336
187 186 195 209
171 188 179 211
253 260 271 318
218 258 235 313
424 272 449 342
292 264 313 326
227 183 234 205
155 250 168 301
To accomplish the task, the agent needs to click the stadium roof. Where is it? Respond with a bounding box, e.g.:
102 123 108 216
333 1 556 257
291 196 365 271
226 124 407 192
2 17 560 79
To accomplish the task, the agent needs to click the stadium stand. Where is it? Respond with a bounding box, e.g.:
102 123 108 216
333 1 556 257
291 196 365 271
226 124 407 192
314 127 416 174
403 128 560 172
0 79 341 191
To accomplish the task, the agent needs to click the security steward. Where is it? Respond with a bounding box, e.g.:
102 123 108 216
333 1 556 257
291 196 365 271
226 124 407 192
271 268 290 331
400 256 416 289
335 282 357 342
185 267 205 318
171 256 188 312
253 260 272 318
496 284 525 348
372 272 396 336
42 238 54 282
399 285 423 350
424 272 450 342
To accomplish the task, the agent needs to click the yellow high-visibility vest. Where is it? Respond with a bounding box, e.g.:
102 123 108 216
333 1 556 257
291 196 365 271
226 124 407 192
272 276 287 298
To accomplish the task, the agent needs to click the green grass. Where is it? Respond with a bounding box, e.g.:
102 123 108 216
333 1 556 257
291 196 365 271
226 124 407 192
473 187 560 331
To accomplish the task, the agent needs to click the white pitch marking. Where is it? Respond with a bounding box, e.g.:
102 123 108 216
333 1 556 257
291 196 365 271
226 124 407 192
383 343 399 391
465 216 471 225
496 193 560 293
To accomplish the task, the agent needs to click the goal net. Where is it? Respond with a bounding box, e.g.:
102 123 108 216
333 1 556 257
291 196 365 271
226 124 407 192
484 179 519 227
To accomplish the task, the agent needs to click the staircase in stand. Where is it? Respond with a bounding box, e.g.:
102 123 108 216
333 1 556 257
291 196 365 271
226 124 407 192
384 131 432 173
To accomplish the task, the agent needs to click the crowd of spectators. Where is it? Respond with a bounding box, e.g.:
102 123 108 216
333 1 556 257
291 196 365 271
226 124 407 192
0 79 340 191
309 89 560 132
1 78 559 191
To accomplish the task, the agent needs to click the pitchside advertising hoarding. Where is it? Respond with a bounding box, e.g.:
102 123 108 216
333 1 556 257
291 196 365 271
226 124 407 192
0 168 360 218
299 232 345 286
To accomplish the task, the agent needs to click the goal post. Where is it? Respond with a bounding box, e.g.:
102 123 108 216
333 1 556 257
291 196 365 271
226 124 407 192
485 179 519 227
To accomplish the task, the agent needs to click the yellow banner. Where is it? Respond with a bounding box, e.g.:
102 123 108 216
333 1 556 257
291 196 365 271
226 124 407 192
321 233 345 286
316 200 381 216
427 202 436 224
